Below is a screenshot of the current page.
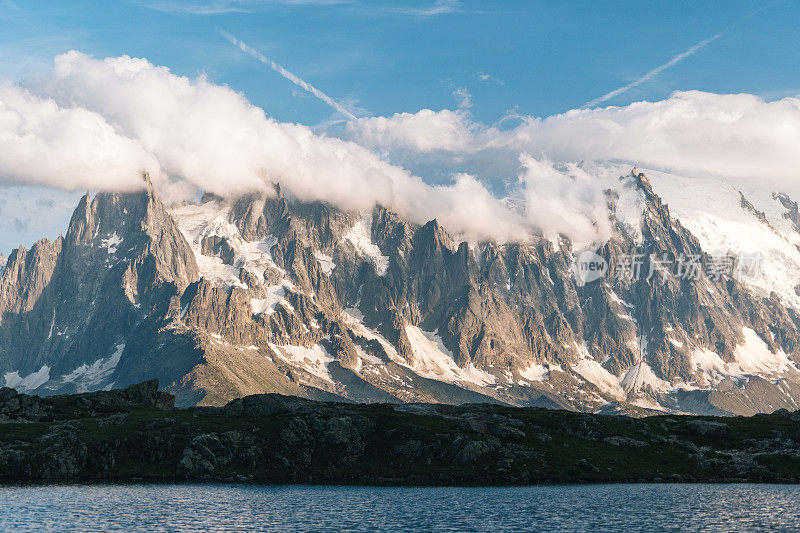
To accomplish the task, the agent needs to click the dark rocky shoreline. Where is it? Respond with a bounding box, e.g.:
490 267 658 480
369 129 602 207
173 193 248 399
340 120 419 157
3 380 800 485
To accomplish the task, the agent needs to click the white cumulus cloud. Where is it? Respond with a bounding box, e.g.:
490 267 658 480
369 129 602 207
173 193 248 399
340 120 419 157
2 51 525 242
344 90 800 198
4 51 797 249
347 109 476 153
0 82 158 191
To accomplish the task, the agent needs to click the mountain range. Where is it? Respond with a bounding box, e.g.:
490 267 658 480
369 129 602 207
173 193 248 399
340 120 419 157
3 168 800 416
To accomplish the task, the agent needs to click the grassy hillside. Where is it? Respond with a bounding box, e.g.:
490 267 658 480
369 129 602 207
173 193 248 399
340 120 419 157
2 381 800 484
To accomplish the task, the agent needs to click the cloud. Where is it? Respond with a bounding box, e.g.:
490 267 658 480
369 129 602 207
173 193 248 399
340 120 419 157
343 91 800 199
584 31 726 108
5 51 525 242
452 87 472 110
477 71 504 85
390 0 460 17
517 92 800 194
219 29 358 120
137 0 353 15
7 51 799 250
583 4 777 108
346 109 475 153
12 217 28 232
518 157 614 246
0 82 158 191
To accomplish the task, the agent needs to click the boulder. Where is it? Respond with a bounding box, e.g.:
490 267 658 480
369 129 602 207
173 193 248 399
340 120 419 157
458 416 488 434
603 436 649 447
222 394 314 418
455 439 496 464
82 380 174 409
0 388 50 422
687 420 729 437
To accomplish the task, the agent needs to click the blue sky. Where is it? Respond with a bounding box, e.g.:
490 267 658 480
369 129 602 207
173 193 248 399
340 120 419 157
0 0 798 253
2 0 797 124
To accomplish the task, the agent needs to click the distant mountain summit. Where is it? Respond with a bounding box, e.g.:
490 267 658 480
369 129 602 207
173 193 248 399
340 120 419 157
3 169 800 416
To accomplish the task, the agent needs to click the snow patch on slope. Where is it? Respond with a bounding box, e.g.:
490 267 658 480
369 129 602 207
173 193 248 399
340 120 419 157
342 308 401 362
649 169 800 309
100 232 122 254
619 361 672 394
241 235 279 279
691 328 800 386
4 365 50 392
61 343 124 392
734 328 793 374
174 200 281 290
251 282 295 316
268 343 334 383
314 252 335 275
344 214 389 276
173 201 246 288
572 358 625 400
518 363 561 382
403 325 495 386
571 341 672 402
342 309 496 387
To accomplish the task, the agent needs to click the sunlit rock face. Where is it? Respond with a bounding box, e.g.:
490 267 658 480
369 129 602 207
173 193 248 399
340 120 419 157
3 170 800 415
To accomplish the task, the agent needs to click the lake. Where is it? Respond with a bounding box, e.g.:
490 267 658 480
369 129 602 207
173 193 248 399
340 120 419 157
1 483 799 531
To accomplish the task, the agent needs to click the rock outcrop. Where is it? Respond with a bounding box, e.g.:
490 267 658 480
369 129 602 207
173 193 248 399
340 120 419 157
2 383 800 484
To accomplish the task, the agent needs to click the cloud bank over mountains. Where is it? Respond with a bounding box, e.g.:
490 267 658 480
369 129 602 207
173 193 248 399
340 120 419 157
346 91 800 194
1 51 799 247
9 51 526 242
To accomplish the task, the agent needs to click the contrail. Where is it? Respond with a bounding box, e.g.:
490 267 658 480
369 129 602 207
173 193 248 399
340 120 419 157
583 3 778 108
219 29 358 120
583 30 726 108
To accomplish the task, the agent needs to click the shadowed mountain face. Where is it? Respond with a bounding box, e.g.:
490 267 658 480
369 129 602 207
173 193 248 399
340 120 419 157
3 171 800 415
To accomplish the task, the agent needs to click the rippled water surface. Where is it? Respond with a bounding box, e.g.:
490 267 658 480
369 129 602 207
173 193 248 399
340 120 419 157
2 483 800 531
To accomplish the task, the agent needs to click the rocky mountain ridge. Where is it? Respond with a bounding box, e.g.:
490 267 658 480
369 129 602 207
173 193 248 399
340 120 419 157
2 169 800 416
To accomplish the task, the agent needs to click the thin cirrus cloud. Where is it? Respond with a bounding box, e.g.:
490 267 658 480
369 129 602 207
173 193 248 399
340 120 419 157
583 3 777 108
583 30 726 108
477 71 505 85
219 29 358 120
388 0 460 17
137 0 355 16
137 0 457 16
